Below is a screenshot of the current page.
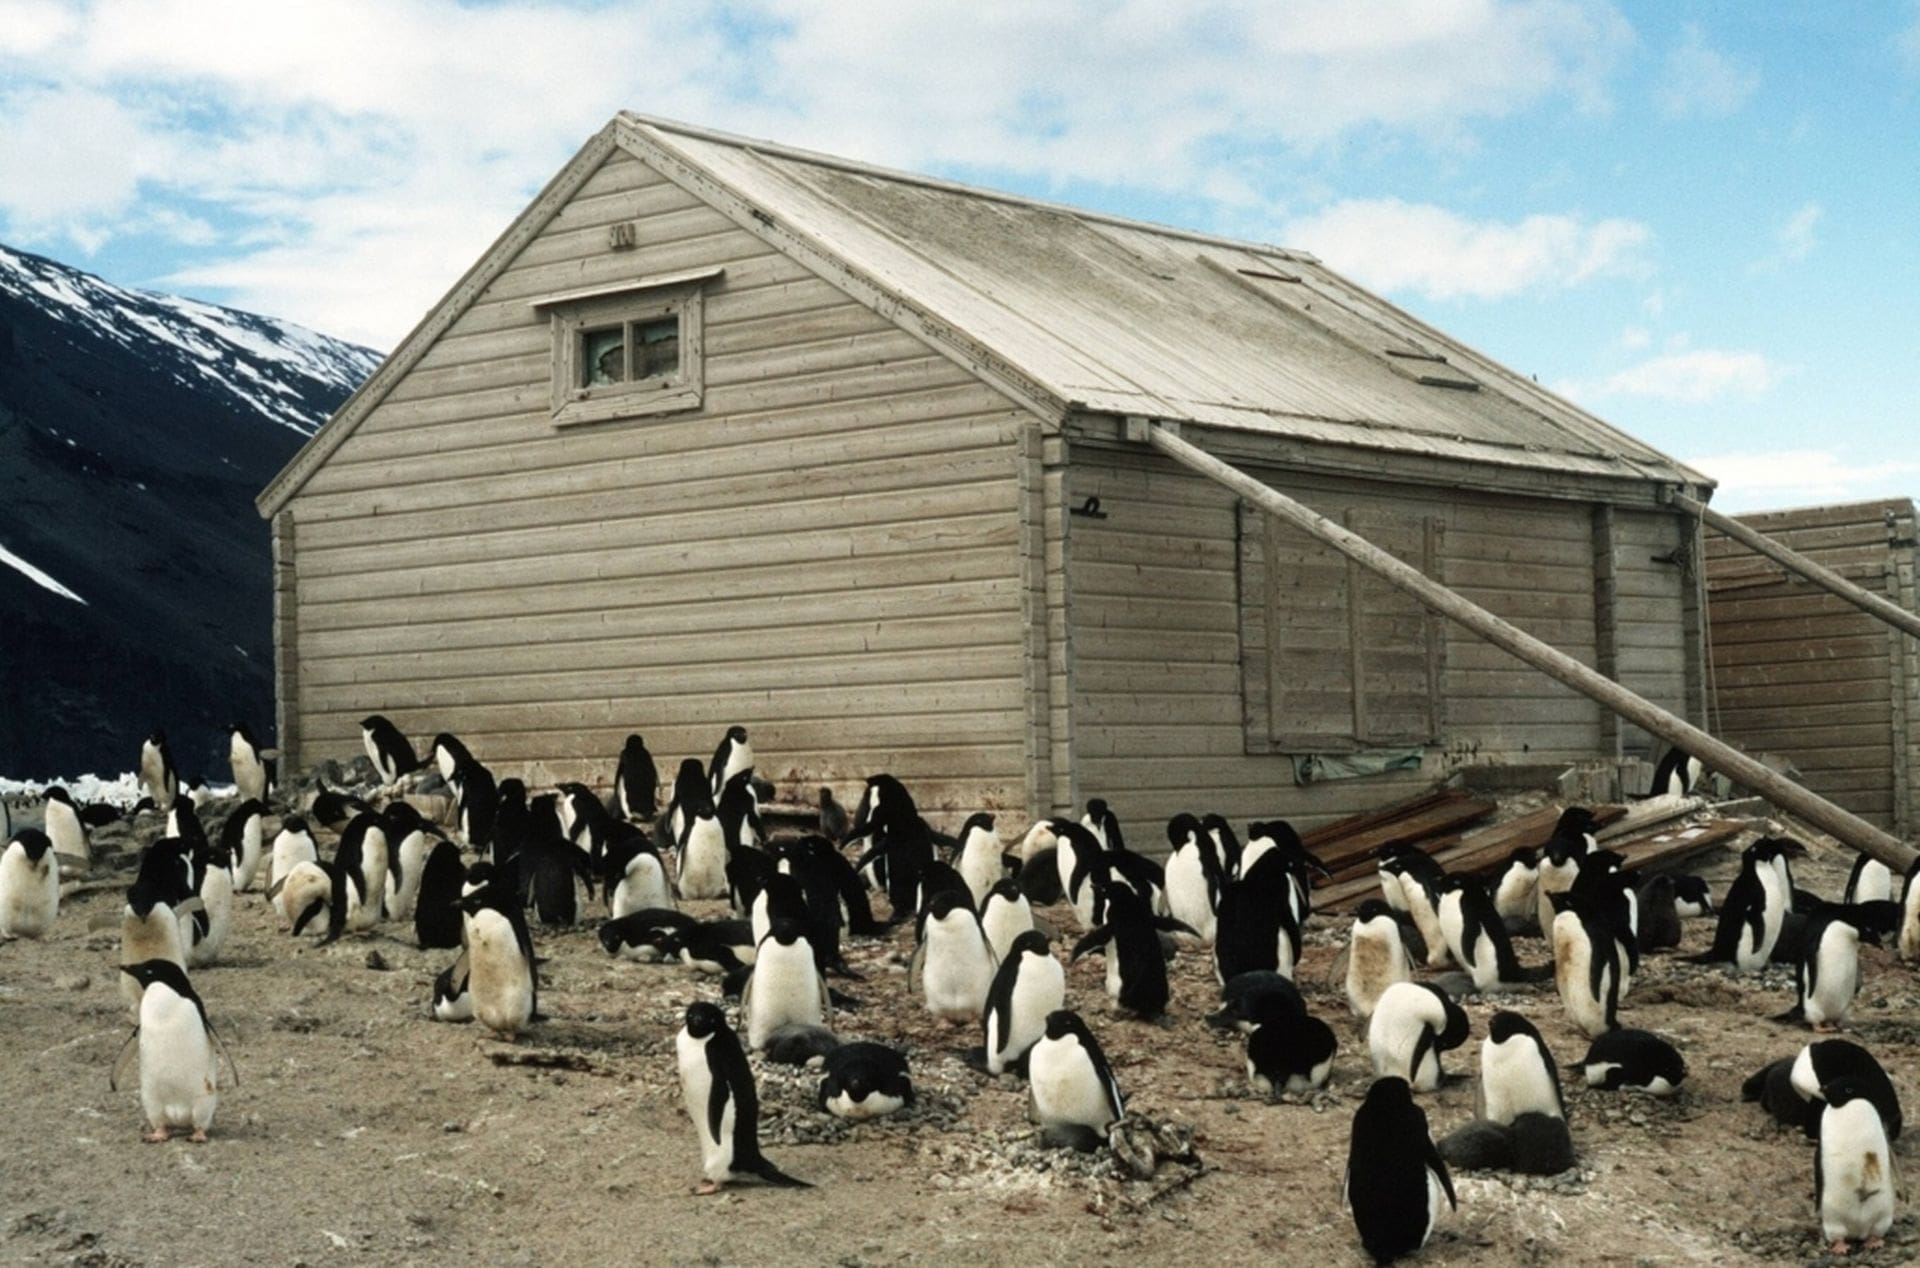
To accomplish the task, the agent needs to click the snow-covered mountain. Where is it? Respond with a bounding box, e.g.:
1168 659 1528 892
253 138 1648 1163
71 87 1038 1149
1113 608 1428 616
0 242 380 779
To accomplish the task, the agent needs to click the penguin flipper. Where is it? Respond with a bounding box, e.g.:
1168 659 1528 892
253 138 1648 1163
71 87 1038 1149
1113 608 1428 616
1069 927 1113 961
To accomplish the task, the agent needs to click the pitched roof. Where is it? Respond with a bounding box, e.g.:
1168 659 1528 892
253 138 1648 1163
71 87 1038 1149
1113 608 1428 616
261 114 1705 516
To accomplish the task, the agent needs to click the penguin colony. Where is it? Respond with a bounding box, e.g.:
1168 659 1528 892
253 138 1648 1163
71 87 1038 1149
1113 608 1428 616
5 727 1918 1260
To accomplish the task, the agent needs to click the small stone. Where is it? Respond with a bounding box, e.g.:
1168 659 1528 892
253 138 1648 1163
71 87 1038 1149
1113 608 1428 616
364 950 389 971
53 974 90 991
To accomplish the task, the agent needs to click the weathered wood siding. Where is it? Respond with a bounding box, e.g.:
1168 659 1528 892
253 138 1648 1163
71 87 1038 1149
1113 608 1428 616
1061 442 1688 833
1706 499 1919 831
1608 508 1695 758
283 149 1034 814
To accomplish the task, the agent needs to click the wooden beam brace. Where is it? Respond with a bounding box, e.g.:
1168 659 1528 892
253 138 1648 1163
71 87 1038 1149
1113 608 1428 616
1146 424 1917 871
1672 489 1920 643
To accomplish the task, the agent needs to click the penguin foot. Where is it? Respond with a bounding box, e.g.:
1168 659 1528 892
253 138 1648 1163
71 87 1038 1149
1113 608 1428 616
1829 1239 1851 1256
142 1127 170 1143
693 1180 724 1196
1863 1237 1884 1252
189 1129 209 1143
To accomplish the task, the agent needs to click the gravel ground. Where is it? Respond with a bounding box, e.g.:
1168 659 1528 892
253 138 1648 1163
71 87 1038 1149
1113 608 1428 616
2 807 1916 1267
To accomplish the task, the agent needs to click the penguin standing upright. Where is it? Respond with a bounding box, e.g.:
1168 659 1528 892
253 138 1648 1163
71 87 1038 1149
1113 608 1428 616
979 878 1036 962
614 734 658 823
954 813 1006 908
914 891 998 1023
1816 1078 1897 1256
675 1002 807 1193
1491 848 1539 932
1345 1076 1456 1265
1378 846 1450 970
140 730 178 811
1026 1010 1124 1136
1901 856 1920 964
983 930 1065 1076
1551 891 1625 1037
119 960 223 1143
228 723 273 805
379 802 436 922
221 800 266 892
1692 838 1789 972
459 883 537 1040
0 829 60 939
708 726 754 797
414 840 467 950
1072 883 1195 1019
120 840 194 1016
742 919 830 1050
1433 874 1534 992
1782 907 1876 1031
267 818 319 912
1346 899 1413 1020
327 811 391 939
1163 813 1222 944
1534 808 1596 938
673 768 728 901
40 787 89 870
605 827 672 918
430 732 475 785
360 715 419 786
185 833 232 968
454 758 499 852
1367 981 1469 1092
1477 1012 1564 1125
1080 798 1124 852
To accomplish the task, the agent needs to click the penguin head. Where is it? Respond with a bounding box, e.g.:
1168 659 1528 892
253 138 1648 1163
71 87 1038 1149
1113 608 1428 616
923 889 973 924
1200 814 1239 848
1083 798 1109 822
280 815 310 837
120 959 192 997
985 877 1025 908
1820 1077 1869 1109
1042 1008 1092 1044
43 785 73 807
1353 898 1396 925
766 916 810 949
1553 806 1597 839
1165 813 1202 847
145 728 169 749
1009 929 1052 961
127 839 194 916
683 1001 726 1040
725 725 748 744
229 722 258 747
9 829 53 862
959 811 996 840
1362 1075 1416 1109
1487 1011 1541 1046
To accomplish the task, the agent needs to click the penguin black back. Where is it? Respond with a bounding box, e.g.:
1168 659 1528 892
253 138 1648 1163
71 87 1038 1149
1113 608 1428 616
615 734 659 822
1346 1076 1456 1264
414 841 467 949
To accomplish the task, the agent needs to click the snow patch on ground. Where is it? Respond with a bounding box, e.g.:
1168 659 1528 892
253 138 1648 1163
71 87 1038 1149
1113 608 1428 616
0 543 86 604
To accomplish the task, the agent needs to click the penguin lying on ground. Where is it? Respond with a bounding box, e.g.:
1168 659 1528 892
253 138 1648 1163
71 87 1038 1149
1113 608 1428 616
675 1002 807 1194
1569 1029 1687 1096
818 1043 913 1121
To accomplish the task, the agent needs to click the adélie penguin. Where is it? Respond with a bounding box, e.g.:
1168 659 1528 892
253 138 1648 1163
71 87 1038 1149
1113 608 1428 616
459 883 537 1040
1476 1012 1564 1125
708 725 754 798
953 812 1007 908
380 801 438 922
673 768 728 901
1346 899 1412 1020
912 890 998 1022
1569 1029 1687 1096
1027 1009 1124 1140
1778 905 1880 1031
1345 1075 1457 1265
1550 891 1626 1038
0 828 60 939
1433 874 1544 992
743 919 830 1050
267 817 319 906
40 786 90 870
1246 1002 1338 1097
120 840 195 1017
1162 813 1222 944
675 1002 807 1193
1690 838 1790 972
117 959 229 1143
227 722 273 806
983 930 1065 1076
430 732 475 785
1816 1078 1897 1256
1367 981 1469 1092
979 877 1036 962
431 949 473 1022
360 714 419 786
1072 882 1196 1019
221 800 266 892
1844 853 1893 905
140 729 178 811
818 1042 913 1121
614 733 658 823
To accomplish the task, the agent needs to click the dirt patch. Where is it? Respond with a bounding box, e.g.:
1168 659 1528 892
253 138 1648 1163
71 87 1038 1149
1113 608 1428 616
3 813 1917 1266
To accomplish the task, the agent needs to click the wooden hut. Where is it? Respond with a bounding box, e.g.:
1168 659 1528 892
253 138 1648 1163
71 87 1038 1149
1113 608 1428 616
257 113 1713 834
1704 498 1920 832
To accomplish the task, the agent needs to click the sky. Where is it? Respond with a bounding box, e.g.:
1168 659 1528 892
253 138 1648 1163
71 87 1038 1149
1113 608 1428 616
0 0 1915 512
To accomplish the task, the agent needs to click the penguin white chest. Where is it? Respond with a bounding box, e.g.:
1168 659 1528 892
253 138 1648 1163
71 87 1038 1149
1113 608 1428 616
1346 921 1409 1019
1804 925 1862 1026
745 941 824 1049
1493 864 1536 923
0 847 58 938
922 914 995 1020
957 832 1003 906
613 855 670 918
138 987 218 1133
1819 1101 1895 1242
1552 912 1615 1037
989 956 1064 1073
1480 1037 1560 1124
1742 868 1788 970
44 802 89 866
188 866 232 967
465 910 533 1037
1164 849 1216 942
678 817 728 899
981 896 1034 962
676 1032 735 1176
1028 1037 1118 1132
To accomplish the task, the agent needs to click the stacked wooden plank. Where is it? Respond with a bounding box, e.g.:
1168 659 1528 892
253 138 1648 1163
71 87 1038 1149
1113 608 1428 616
1299 789 1499 883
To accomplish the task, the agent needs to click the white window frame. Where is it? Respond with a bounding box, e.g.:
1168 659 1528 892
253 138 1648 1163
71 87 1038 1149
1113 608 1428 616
531 266 721 427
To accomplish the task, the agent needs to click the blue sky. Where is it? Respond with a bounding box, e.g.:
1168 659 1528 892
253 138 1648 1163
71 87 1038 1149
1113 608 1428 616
1 0 1914 510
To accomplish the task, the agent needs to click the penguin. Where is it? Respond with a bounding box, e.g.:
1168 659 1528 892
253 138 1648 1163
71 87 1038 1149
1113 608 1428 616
1633 874 1683 952
1344 1076 1456 1266
1246 820 1325 926
675 776 728 902
781 832 884 939
1080 798 1125 853
1433 874 1538 992
742 919 830 1050
459 883 537 1040
360 714 419 785
1346 899 1413 1020
611 733 657 823
1570 1029 1687 1096
1691 838 1789 972
1901 855 1920 964
913 890 999 1023
1477 1011 1564 1125
379 802 436 922
431 950 473 1022
1163 813 1222 944
327 811 391 939
40 786 90 870
1049 818 1098 922
817 787 850 843
851 815 937 925
1366 981 1469 1092
120 841 194 1016
140 729 178 811
1026 1009 1123 1134
1650 745 1703 798
1378 846 1449 970
1072 883 1195 1019
980 878 1036 962
675 1001 807 1193
221 800 266 892
1246 1009 1338 1096
1781 906 1878 1031
1550 891 1625 1038
748 870 812 952
414 840 467 950
167 798 207 851
1816 1078 1897 1256
1202 814 1244 881
227 723 273 806
0 829 60 939
1844 853 1894 905
267 818 319 918
1789 1040 1904 1141
118 960 223 1143
1491 847 1539 933
1533 807 1596 938
1568 855 1640 979
430 732 475 785
1210 971 1308 1033
817 1042 913 1121
605 827 672 918
274 860 337 937
983 930 1066 1076
185 833 232 968
707 725 753 798
1671 875 1714 919
666 919 760 975
454 758 499 851
954 812 1007 908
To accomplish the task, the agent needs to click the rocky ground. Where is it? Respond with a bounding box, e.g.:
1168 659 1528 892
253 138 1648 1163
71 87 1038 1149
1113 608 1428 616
2 804 1916 1267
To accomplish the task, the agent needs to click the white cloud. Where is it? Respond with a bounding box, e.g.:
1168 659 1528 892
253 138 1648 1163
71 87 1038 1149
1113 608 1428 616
1750 201 1821 273
1685 449 1920 513
1656 24 1759 118
1563 348 1782 404
1618 326 1651 350
0 0 1636 346
1283 198 1651 300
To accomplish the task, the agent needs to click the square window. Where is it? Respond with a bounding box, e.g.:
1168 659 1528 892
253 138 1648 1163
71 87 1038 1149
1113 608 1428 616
538 271 714 427
632 316 680 380
582 327 627 386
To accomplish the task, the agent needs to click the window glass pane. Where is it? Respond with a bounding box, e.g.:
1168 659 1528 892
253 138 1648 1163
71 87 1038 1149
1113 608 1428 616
633 316 680 380
583 327 625 386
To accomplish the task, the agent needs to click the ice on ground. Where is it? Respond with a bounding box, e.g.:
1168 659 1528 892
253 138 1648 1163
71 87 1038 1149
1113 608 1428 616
0 544 86 605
